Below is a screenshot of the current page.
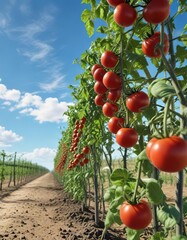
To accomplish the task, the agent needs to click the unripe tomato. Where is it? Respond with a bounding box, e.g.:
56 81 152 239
108 117 125 134
107 0 124 8
101 51 118 69
108 89 121 102
143 0 170 24
120 200 152 230
93 68 106 82
148 136 187 173
126 91 150 113
94 94 106 106
91 64 102 75
94 81 108 95
142 32 169 58
102 102 118 117
116 128 138 148
103 72 122 90
114 3 137 27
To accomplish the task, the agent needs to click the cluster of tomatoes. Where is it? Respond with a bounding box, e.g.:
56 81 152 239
68 118 90 170
55 143 68 174
107 0 170 58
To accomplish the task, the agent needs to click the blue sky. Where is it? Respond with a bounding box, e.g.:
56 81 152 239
0 1 186 170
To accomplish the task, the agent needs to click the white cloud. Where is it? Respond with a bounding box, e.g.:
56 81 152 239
16 93 42 108
0 126 23 148
39 74 66 92
0 84 21 102
22 147 56 170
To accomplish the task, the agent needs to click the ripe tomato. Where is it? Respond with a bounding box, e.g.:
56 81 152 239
91 64 102 75
108 117 125 134
93 68 106 82
143 0 170 24
142 32 169 58
148 136 187 173
94 81 108 95
94 94 106 106
82 146 90 154
103 72 122 90
116 128 138 148
83 158 89 164
126 91 150 113
108 89 121 102
120 200 152 230
107 0 124 8
101 51 118 69
102 102 118 117
114 3 137 27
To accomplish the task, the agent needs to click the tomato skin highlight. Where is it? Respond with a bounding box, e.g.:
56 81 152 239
142 32 169 58
120 200 152 230
126 91 150 113
107 0 124 8
148 136 187 173
108 117 125 134
143 0 170 24
101 51 118 69
114 3 137 27
116 128 138 148
103 72 122 90
102 102 118 117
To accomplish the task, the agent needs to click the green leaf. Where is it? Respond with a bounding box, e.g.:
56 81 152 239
183 197 187 217
85 20 94 37
146 179 166 204
105 210 115 228
104 186 116 202
126 228 143 240
172 236 187 240
110 168 129 186
176 45 187 65
150 81 175 98
110 196 124 213
81 9 92 23
137 149 148 161
150 231 165 240
115 186 124 198
113 212 122 225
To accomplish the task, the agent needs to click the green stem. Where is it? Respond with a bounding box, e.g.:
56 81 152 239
132 160 142 204
163 97 172 138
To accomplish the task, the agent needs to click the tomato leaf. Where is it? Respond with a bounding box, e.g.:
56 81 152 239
172 236 187 240
149 80 175 98
146 179 166 205
104 210 115 228
110 168 129 186
150 231 165 240
85 20 94 37
126 228 143 240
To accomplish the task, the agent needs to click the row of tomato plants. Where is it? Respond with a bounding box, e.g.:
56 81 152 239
54 0 187 239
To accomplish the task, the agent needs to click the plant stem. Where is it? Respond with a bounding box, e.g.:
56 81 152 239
132 160 142 204
163 97 172 138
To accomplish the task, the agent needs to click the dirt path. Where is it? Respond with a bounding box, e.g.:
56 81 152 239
0 173 124 240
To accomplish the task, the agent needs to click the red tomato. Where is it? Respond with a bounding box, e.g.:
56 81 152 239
148 136 187 173
143 0 170 24
114 3 137 27
83 158 89 164
93 68 106 82
126 91 150 113
101 51 118 69
82 146 90 154
108 117 125 134
80 117 86 124
107 0 124 8
103 72 122 90
120 200 152 230
94 81 108 95
146 138 157 159
91 64 102 75
94 94 106 106
142 32 169 58
102 102 118 117
116 128 138 148
108 89 121 102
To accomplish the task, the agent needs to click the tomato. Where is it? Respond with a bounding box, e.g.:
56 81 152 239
146 138 157 159
101 51 118 69
103 72 122 90
143 0 170 24
82 146 90 154
107 0 124 8
83 158 89 164
148 136 187 173
116 128 138 148
94 81 108 95
91 64 102 75
108 117 125 134
120 200 152 230
114 3 137 27
94 94 106 106
142 32 169 58
126 91 150 113
102 102 118 117
93 68 106 82
108 89 121 102
80 117 86 124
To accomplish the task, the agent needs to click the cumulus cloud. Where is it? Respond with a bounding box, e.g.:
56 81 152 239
0 125 23 147
22 147 56 170
0 84 21 102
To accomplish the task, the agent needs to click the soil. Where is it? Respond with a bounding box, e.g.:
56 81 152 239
0 173 186 240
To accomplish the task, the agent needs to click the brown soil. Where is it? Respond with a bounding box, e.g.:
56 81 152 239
0 173 186 240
